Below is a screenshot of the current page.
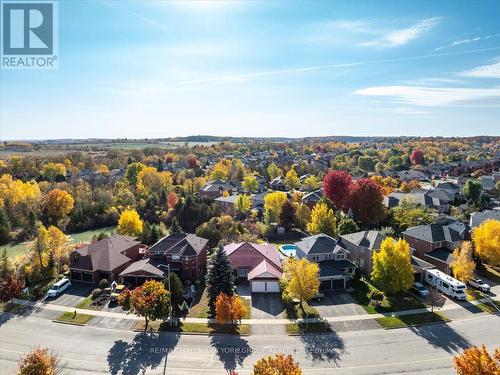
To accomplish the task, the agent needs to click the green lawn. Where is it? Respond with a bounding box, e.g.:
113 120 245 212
286 321 332 335
136 320 251 335
69 227 115 243
0 302 26 314
188 287 210 318
475 300 500 314
75 295 104 310
375 312 449 329
0 241 32 260
54 311 93 325
350 280 425 314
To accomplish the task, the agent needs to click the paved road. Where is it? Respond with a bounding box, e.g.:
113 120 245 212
1 313 498 374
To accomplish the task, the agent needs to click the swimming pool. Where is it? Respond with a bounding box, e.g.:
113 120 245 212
279 244 298 258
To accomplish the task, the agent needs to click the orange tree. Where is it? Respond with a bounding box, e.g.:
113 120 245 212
128 280 170 330
17 347 60 375
453 345 500 375
253 354 303 375
215 292 247 324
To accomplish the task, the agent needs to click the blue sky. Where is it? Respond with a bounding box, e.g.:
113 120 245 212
1 0 500 140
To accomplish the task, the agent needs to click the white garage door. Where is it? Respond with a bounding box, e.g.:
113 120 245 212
252 281 280 293
252 281 266 292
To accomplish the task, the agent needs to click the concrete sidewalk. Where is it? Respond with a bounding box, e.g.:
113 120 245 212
11 295 499 325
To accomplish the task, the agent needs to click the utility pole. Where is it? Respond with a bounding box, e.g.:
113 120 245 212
159 263 173 325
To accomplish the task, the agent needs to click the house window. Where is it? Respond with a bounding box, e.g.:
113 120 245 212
326 253 332 260
184 256 190 262
360 247 365 254
172 255 180 261
312 254 320 261
360 259 365 268
336 252 346 260
237 268 248 277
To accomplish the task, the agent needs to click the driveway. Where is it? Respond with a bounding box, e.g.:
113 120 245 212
44 282 94 307
310 291 368 317
251 293 284 319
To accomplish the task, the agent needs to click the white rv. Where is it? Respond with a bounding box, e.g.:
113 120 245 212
424 269 467 301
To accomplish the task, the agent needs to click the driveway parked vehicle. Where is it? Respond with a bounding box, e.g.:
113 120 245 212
411 282 430 298
468 278 490 292
46 278 72 299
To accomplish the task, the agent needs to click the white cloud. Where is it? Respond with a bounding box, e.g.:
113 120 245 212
434 33 500 51
355 85 500 106
459 60 500 78
359 17 441 48
100 1 168 32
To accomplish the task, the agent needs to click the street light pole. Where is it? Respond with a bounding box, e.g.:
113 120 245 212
158 263 173 325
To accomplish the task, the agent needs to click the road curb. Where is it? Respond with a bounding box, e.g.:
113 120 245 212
52 319 87 327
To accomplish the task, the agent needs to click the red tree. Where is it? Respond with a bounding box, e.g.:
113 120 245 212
346 178 385 225
187 155 197 169
167 191 179 209
0 274 23 303
410 149 424 165
323 170 352 210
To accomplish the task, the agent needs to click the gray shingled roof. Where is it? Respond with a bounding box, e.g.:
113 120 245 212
403 223 464 243
149 233 208 257
296 234 347 255
340 230 385 250
424 247 454 264
319 259 357 278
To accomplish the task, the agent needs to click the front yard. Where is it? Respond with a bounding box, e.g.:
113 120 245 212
375 311 449 329
350 279 425 314
135 320 251 335
54 311 94 325
188 286 251 319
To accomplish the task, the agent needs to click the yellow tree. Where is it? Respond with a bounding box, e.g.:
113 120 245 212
234 195 252 214
472 219 500 266
17 347 60 375
371 238 414 295
451 241 476 282
136 167 173 197
302 175 321 191
282 258 319 313
267 162 282 180
453 345 500 375
295 204 311 230
40 162 67 182
307 202 336 237
284 168 300 191
210 159 231 180
117 209 143 237
241 174 259 193
253 354 303 375
215 292 247 324
97 164 109 176
264 191 287 223
45 189 74 223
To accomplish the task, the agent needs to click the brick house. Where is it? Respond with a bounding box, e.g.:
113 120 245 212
224 242 282 293
402 220 468 274
147 232 209 280
69 234 142 283
199 180 236 199
340 230 385 275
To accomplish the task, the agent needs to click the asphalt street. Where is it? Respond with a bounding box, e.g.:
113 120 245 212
1 312 498 374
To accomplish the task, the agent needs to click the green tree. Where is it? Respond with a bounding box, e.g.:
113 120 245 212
463 179 482 203
206 244 234 312
234 194 252 214
0 207 11 245
337 216 359 235
164 272 184 315
284 168 300 191
125 162 146 188
371 238 414 295
241 174 259 193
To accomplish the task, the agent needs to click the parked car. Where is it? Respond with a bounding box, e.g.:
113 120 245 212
411 282 430 298
468 278 490 292
110 284 126 302
46 278 71 298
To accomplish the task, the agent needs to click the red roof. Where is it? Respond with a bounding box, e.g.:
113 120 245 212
248 260 282 280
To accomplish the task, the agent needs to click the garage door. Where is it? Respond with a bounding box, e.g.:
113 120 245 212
252 281 280 293
320 280 331 291
332 279 345 290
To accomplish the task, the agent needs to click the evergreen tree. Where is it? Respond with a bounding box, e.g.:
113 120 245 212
0 249 11 278
150 225 159 245
141 222 152 244
0 208 11 245
164 272 184 315
170 216 182 233
206 244 234 313
337 216 359 235
46 251 57 278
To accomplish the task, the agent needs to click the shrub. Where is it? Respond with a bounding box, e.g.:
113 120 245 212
91 288 102 300
117 288 131 310
369 289 384 302
99 279 109 289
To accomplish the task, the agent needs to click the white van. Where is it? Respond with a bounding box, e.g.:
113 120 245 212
46 278 72 298
424 269 467 301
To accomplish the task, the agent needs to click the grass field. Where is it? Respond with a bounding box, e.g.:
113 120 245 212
54 311 93 325
1 226 115 260
375 312 449 329
135 320 251 335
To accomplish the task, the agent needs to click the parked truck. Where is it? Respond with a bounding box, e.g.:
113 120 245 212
424 269 467 301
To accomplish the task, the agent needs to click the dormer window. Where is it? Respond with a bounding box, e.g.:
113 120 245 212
337 252 346 260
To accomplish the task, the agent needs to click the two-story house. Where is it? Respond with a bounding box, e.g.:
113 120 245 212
295 234 357 291
340 230 385 275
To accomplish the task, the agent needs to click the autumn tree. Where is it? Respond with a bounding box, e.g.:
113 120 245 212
187 154 197 169
234 195 252 214
371 238 413 295
125 162 145 187
337 216 359 235
241 174 259 193
264 191 287 224
267 162 282 180
40 162 67 182
215 292 247 324
210 159 231 180
282 258 319 313
410 149 424 165
128 280 170 330
284 168 300 191
117 209 143 237
17 347 60 375
279 200 296 230
307 202 336 237
253 354 303 375
294 204 311 230
31 224 69 275
45 189 74 223
137 167 173 197
453 345 500 375
167 191 179 209
472 219 500 266
451 242 476 282
400 180 422 193
346 178 385 225
323 170 352 210
370 176 399 196
0 274 23 302
206 244 234 312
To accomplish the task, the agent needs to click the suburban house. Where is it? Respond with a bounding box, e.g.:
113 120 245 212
434 181 461 198
269 177 286 191
340 230 385 275
469 209 500 228
411 256 435 283
214 194 238 214
199 179 236 199
69 234 142 283
295 234 357 291
384 189 451 213
224 242 283 293
119 258 165 287
402 219 468 274
146 232 209 280
301 190 323 208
